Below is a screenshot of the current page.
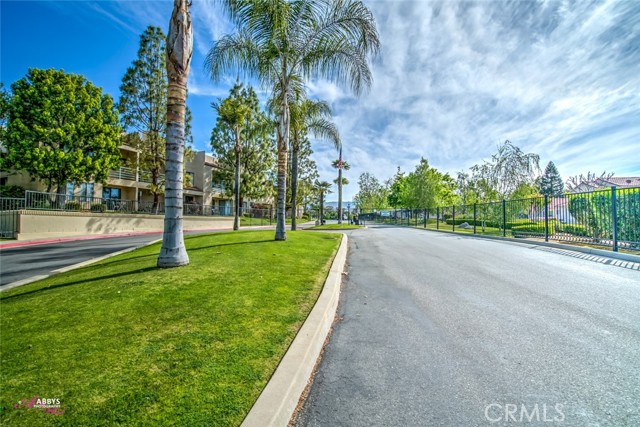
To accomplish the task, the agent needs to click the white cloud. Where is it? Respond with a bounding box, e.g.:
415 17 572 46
316 0 640 201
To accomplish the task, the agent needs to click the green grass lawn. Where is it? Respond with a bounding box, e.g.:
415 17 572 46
0 230 341 426
238 217 297 226
307 224 364 230
239 216 272 226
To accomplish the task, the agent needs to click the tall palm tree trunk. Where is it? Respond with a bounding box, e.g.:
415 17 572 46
158 0 192 268
275 93 289 241
233 130 241 231
290 143 299 231
338 172 343 224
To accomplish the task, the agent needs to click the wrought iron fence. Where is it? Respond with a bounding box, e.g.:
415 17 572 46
360 186 640 252
17 191 245 218
0 198 25 238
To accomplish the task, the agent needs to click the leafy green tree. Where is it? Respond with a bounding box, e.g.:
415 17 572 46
213 82 252 230
538 161 564 196
404 158 456 208
471 140 540 199
0 83 9 147
354 172 388 211
387 167 407 208
119 25 193 212
158 0 192 268
511 182 540 200
2 68 121 194
292 137 319 217
206 0 380 240
211 83 276 227
289 97 339 229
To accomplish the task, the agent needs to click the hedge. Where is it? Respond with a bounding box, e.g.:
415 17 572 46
444 217 540 229
90 203 107 213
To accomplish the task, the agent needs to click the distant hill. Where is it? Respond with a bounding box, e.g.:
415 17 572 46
324 201 354 209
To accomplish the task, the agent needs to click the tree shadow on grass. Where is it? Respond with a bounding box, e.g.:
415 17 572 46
186 239 275 252
1 240 277 301
0 266 159 301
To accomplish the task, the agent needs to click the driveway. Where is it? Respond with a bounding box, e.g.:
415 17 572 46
295 225 640 426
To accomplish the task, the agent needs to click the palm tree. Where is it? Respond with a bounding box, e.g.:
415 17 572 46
332 152 351 223
315 180 332 225
157 0 192 268
206 0 379 240
289 96 340 230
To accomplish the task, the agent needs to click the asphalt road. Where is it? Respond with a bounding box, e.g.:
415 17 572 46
0 234 164 286
295 225 640 427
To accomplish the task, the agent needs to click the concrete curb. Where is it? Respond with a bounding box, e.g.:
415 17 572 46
0 239 162 292
241 234 348 427
398 225 640 263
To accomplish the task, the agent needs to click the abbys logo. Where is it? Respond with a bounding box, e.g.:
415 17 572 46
14 395 64 415
485 403 565 423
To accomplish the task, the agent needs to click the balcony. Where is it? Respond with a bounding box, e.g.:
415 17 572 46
108 167 137 181
139 171 165 184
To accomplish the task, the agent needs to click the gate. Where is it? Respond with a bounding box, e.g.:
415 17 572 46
0 198 24 238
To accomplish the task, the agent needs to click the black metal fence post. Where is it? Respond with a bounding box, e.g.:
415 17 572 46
544 195 549 242
473 203 477 234
502 199 507 237
452 205 456 232
436 207 440 230
612 186 618 252
424 208 427 228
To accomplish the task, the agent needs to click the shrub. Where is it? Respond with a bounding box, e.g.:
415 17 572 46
90 203 107 213
511 223 547 236
65 201 82 211
445 217 550 230
556 223 590 237
0 185 26 198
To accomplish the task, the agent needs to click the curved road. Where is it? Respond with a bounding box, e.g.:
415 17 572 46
0 234 163 287
296 225 640 426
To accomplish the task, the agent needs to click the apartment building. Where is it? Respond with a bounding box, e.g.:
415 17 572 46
0 146 235 214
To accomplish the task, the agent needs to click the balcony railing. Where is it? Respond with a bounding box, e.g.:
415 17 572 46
108 167 137 181
139 171 165 184
14 191 272 220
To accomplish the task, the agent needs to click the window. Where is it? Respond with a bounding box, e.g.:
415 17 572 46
66 182 75 197
0 177 7 186
79 183 94 201
102 187 121 200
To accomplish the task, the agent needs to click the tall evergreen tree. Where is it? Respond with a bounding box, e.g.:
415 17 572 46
158 0 192 268
119 25 192 212
2 69 121 194
538 161 564 196
291 137 319 218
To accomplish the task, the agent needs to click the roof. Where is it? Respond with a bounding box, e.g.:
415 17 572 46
600 177 640 188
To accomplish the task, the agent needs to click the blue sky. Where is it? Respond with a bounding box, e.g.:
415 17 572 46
2 0 639 201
